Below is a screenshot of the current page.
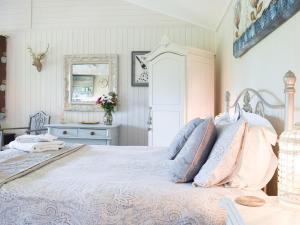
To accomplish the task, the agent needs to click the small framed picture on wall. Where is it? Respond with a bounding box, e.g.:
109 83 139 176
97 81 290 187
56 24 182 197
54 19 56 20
131 51 150 87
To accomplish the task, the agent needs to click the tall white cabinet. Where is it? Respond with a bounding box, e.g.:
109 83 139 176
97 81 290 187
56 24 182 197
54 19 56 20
146 39 215 147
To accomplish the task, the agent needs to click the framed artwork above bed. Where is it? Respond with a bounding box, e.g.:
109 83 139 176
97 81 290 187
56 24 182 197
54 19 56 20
233 0 300 58
131 51 150 87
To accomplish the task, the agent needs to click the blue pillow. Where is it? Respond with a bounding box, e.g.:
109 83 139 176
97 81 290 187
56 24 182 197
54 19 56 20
168 118 203 160
171 118 217 183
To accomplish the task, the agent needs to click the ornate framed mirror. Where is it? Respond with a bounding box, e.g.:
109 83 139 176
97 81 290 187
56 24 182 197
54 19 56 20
64 54 118 111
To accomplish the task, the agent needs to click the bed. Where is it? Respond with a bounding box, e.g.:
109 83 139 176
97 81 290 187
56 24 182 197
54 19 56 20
0 145 267 225
0 72 296 225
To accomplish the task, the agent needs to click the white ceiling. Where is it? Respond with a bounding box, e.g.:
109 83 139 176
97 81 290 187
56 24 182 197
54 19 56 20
124 0 232 30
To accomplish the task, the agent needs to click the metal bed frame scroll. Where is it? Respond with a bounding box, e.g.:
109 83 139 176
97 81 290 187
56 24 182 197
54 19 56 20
225 71 296 131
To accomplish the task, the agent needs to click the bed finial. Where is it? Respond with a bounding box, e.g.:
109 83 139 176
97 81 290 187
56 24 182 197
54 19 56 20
225 91 230 115
284 71 296 130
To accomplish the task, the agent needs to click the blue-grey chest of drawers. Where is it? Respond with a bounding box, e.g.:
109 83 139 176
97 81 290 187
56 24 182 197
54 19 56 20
45 123 120 145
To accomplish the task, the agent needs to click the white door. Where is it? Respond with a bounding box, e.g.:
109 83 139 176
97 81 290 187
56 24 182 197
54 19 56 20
148 53 185 147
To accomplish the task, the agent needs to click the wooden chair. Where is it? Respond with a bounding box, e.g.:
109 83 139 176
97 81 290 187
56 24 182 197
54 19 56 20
0 111 51 149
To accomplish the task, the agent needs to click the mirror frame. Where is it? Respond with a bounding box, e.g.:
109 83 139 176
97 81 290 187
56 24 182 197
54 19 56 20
64 54 118 112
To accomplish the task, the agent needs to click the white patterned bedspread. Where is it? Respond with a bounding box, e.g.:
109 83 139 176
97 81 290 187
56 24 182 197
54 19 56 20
0 146 266 225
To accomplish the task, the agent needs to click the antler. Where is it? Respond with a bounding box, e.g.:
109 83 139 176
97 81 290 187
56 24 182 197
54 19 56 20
38 44 49 60
27 47 36 58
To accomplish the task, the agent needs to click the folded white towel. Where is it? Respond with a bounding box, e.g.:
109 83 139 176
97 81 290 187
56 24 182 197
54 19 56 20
33 141 65 152
9 140 65 152
16 134 58 143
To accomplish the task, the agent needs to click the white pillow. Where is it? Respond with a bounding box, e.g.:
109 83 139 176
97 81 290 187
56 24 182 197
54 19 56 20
240 111 277 145
193 118 247 187
214 110 239 126
227 112 278 190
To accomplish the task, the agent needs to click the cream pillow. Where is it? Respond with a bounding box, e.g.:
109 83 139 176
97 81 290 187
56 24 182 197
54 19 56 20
193 118 247 187
227 112 278 190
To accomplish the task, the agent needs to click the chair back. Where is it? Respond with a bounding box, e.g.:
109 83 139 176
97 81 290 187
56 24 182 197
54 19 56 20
29 111 51 135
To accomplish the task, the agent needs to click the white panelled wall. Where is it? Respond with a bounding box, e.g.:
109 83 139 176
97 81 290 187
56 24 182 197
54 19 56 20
1 0 215 145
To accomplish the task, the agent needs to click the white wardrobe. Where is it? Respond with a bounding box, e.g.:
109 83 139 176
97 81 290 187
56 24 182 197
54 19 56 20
146 39 215 147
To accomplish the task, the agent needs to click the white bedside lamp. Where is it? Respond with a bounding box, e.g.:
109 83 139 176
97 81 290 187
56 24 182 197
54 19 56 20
278 71 299 207
279 127 300 207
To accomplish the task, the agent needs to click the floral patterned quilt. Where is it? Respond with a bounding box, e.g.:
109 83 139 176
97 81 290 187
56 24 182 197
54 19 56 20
0 145 264 225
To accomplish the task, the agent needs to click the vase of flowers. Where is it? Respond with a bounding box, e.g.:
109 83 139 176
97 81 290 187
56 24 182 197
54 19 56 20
96 92 118 125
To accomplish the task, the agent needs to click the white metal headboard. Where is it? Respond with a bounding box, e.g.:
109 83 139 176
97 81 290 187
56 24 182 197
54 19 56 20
225 71 296 131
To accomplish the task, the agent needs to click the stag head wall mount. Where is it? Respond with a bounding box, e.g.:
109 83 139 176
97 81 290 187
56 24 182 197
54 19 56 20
27 44 49 72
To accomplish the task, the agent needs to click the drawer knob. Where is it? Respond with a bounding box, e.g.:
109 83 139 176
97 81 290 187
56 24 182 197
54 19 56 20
90 131 95 136
63 130 68 135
